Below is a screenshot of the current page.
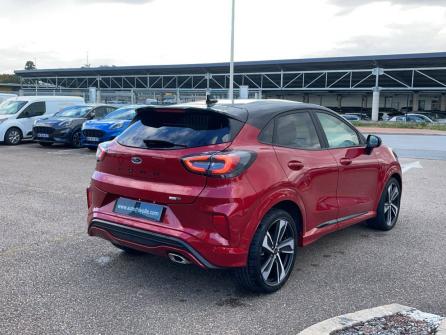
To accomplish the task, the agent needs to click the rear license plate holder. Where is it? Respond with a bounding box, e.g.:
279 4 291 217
113 197 165 222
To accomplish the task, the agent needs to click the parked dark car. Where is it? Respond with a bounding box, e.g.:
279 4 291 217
389 113 435 123
344 113 370 121
87 99 402 293
342 114 361 121
33 104 116 147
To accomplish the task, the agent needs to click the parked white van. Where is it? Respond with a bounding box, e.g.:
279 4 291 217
0 93 17 103
0 96 85 145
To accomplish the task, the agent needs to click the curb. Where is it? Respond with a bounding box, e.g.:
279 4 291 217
438 318 446 335
299 304 413 335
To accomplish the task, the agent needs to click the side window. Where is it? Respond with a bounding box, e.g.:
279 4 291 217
275 112 321 149
258 120 274 144
18 102 46 118
93 107 107 119
107 107 116 114
317 112 360 148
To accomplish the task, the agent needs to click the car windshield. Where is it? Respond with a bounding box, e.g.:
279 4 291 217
0 100 27 115
55 105 92 118
104 107 136 121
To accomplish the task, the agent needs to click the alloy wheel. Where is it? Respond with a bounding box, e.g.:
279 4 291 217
260 218 295 286
7 129 21 145
72 132 81 148
384 182 400 226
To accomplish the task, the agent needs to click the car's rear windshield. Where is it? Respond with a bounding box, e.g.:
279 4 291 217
117 109 244 149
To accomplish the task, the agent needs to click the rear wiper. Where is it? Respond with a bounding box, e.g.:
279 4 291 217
143 139 188 148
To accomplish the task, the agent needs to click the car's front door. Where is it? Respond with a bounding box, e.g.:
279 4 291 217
272 111 339 233
17 101 46 137
315 112 380 223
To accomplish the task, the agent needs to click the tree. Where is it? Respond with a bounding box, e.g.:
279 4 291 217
0 74 20 84
25 61 36 70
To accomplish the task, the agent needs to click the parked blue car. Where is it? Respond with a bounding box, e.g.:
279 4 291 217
81 105 145 150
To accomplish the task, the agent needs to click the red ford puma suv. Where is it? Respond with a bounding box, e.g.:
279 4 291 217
87 99 402 293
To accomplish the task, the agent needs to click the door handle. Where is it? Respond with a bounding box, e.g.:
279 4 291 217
288 161 304 171
340 158 352 166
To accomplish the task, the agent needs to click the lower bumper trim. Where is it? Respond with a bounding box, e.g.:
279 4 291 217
89 219 219 269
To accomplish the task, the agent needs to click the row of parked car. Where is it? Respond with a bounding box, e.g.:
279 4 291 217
0 95 148 148
340 111 445 123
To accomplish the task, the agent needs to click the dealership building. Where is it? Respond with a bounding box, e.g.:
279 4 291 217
15 52 446 121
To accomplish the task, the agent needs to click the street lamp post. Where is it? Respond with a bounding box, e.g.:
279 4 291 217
229 0 235 103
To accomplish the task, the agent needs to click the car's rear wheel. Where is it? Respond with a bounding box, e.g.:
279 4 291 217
111 242 145 255
39 142 53 147
4 127 22 145
71 131 81 148
368 177 401 231
234 209 297 293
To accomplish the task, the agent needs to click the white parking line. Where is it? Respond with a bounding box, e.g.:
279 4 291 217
401 161 423 174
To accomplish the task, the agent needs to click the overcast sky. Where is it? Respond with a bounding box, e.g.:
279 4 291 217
0 0 445 73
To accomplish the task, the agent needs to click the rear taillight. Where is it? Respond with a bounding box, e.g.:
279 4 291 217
182 151 256 178
96 141 112 162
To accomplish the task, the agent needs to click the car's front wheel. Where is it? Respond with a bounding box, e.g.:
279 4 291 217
71 131 81 148
4 127 22 145
234 209 297 293
368 177 401 231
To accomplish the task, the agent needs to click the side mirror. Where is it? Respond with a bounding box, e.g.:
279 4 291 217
366 134 382 154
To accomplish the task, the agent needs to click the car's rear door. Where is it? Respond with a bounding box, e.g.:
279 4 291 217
272 111 339 233
314 111 380 223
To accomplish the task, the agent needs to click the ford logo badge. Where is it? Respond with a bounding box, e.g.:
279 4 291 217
131 156 142 165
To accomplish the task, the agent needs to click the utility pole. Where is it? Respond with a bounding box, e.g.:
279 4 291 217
228 0 235 103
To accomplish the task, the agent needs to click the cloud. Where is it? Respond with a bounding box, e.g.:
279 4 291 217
329 0 446 14
330 0 446 7
0 47 116 74
320 22 446 57
0 0 154 9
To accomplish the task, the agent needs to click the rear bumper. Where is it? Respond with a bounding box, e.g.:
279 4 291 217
89 219 220 269
87 204 249 269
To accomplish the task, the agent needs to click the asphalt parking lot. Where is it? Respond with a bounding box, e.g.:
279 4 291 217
1 139 445 335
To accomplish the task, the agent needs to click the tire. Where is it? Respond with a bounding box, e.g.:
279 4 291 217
111 243 145 255
39 142 53 147
368 177 401 231
233 209 298 293
71 131 81 148
4 127 22 145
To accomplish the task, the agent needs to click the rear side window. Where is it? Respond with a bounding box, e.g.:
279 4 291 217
117 110 244 149
274 112 321 149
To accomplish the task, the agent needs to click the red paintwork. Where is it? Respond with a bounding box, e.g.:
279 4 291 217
87 115 402 268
